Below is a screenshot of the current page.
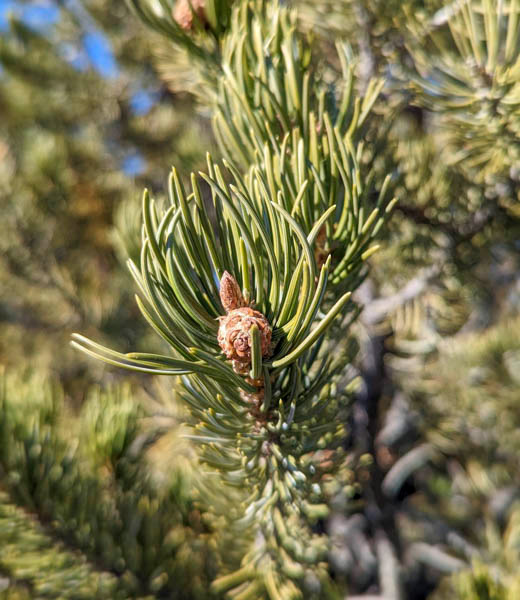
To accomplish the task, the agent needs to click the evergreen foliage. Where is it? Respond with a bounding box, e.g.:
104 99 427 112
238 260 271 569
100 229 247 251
71 1 397 595
0 371 216 599
0 0 210 388
406 0 520 180
0 489 120 599
1 1 519 599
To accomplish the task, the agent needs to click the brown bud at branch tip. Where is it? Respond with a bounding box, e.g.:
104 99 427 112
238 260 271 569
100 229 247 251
219 271 246 313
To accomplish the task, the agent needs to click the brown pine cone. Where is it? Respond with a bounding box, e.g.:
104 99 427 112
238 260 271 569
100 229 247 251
218 307 272 364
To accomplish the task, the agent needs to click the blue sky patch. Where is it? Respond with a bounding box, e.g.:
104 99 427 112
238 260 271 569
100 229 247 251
122 152 146 176
83 31 118 78
0 0 59 31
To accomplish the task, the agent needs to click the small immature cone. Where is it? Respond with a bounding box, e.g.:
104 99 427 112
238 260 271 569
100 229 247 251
218 307 272 364
173 0 207 31
217 272 271 370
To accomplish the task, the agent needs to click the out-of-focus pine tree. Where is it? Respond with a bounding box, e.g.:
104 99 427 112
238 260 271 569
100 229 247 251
0 0 210 394
0 3 215 597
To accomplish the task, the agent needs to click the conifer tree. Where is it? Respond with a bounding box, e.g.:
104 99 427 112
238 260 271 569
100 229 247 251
1 1 520 599
0 3 215 597
0 0 209 389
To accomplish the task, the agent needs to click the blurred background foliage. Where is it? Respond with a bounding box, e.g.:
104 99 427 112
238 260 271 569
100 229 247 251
0 0 519 598
0 0 212 395
0 1 214 596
